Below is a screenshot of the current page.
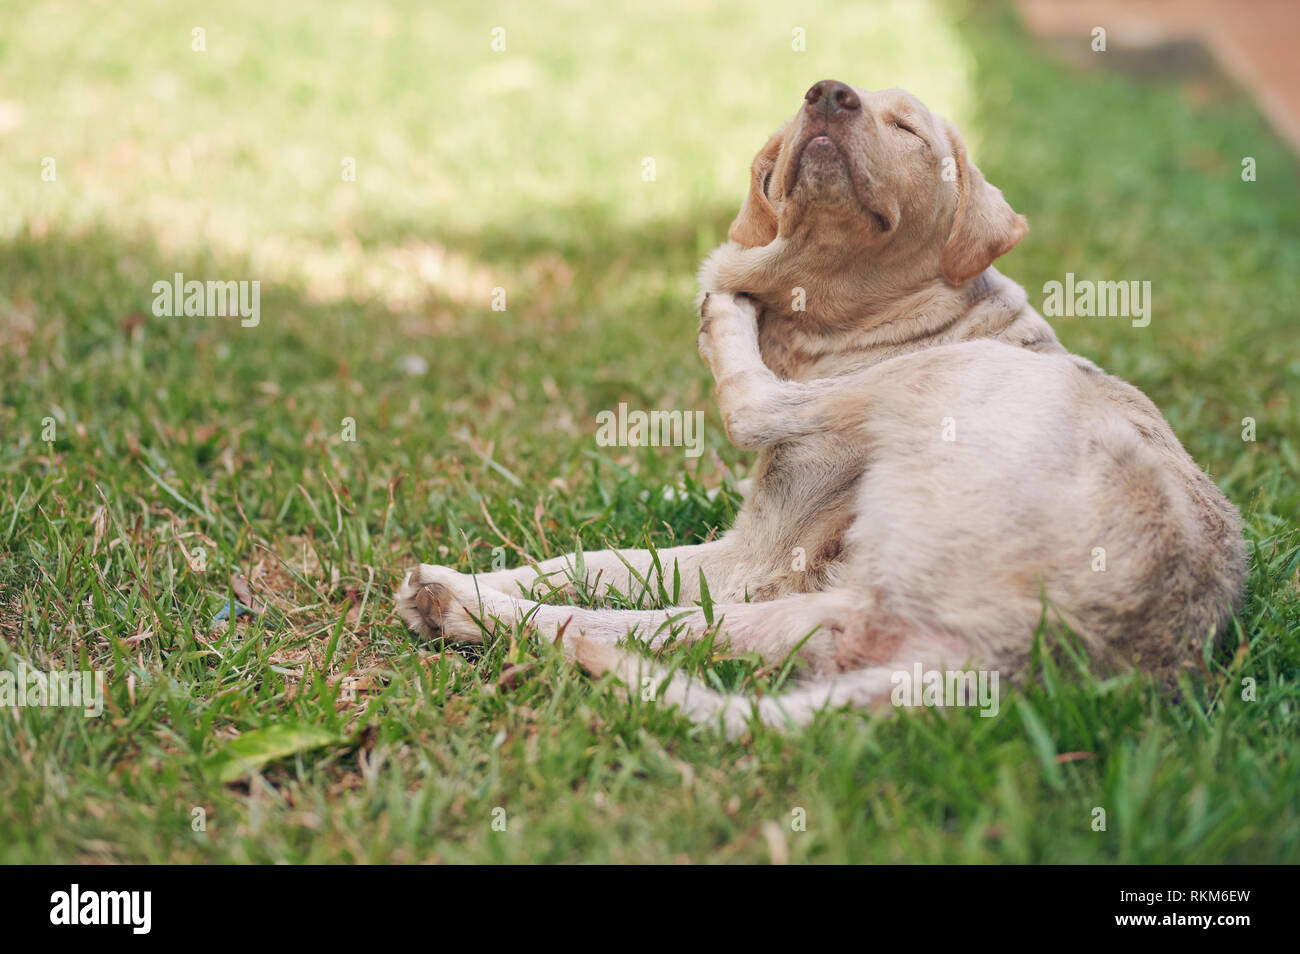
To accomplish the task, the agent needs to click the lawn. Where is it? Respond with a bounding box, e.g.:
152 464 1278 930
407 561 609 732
1 0 1297 863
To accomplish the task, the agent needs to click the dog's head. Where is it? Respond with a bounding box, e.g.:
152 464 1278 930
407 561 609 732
713 81 1026 303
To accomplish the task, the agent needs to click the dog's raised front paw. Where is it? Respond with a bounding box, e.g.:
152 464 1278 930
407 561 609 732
698 292 759 367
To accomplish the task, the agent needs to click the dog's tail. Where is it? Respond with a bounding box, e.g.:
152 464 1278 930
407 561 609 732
568 637 902 738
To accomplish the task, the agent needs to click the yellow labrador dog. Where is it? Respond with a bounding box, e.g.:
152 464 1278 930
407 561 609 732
398 81 1245 735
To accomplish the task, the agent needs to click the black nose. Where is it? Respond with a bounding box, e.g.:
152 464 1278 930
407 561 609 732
805 80 860 116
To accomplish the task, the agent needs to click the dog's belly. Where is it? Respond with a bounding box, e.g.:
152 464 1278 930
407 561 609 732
719 433 867 601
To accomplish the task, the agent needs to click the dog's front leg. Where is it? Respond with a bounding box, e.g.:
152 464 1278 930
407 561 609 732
698 292 841 447
466 541 734 605
397 563 708 648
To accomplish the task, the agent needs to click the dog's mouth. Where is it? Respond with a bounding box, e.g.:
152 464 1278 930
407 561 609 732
784 130 893 234
787 131 843 191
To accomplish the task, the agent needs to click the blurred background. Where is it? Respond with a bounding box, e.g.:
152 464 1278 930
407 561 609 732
2 2 1296 486
2 1 1296 478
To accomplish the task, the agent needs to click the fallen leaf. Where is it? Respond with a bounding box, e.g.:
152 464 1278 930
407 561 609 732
1056 751 1093 763
228 574 266 613
121 627 152 647
205 724 342 784
498 662 535 692
230 575 268 614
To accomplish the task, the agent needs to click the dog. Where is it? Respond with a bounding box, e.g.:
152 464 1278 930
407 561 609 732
397 80 1246 736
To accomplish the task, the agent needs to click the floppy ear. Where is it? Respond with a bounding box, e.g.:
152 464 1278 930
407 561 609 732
727 129 785 248
939 121 1027 285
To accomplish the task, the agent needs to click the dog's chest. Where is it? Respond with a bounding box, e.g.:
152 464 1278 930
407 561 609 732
757 312 881 380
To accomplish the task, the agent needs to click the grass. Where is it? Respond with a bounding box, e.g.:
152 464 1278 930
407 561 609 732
1 0 1298 863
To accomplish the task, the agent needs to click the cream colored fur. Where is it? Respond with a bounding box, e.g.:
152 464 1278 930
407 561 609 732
396 82 1245 736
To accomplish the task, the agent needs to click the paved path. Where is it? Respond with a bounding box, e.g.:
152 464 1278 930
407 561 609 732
1019 0 1300 154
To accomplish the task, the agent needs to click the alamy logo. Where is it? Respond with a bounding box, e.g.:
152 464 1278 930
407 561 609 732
49 884 151 934
890 664 1000 717
1042 272 1151 327
595 403 705 458
0 664 103 717
151 272 260 327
